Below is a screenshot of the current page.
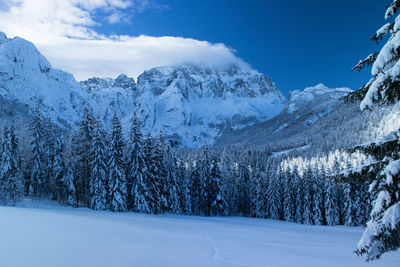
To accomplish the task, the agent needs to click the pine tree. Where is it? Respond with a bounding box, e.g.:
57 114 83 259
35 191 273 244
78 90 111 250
75 105 95 206
164 144 181 214
53 136 66 203
343 181 356 226
267 168 282 220
143 132 162 214
89 119 107 210
249 166 258 217
107 114 128 212
350 2 400 258
65 166 77 207
209 157 226 216
294 171 304 224
198 144 212 216
254 166 267 218
190 162 202 215
0 127 23 206
324 177 340 226
44 118 56 200
283 170 296 222
302 166 314 225
30 104 46 198
126 112 150 213
312 173 324 225
237 151 251 216
178 161 192 215
155 133 169 212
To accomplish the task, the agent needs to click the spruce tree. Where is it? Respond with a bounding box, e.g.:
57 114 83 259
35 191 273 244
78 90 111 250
209 157 226 216
312 173 324 225
267 168 282 220
198 144 212 216
143 132 162 214
89 119 107 210
350 1 400 259
0 127 23 206
302 166 314 225
107 114 128 212
255 166 267 218
237 151 251 216
30 104 46 198
190 163 202 215
177 161 192 215
324 177 340 226
343 181 356 226
65 165 77 207
283 170 296 222
44 118 56 200
75 105 95 206
126 112 149 213
164 144 181 214
53 136 66 203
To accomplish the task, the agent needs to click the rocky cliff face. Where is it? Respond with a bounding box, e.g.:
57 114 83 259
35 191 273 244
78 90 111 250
133 65 286 146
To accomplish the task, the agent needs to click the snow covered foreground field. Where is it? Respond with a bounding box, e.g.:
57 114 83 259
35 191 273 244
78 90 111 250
0 201 399 267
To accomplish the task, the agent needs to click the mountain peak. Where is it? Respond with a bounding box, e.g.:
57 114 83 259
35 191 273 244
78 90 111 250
0 32 8 44
287 84 352 114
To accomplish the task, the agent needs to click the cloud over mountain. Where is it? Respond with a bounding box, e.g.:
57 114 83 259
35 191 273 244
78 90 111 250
0 0 251 80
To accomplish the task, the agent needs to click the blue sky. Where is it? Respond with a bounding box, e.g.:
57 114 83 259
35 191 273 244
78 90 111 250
97 0 386 96
0 0 388 96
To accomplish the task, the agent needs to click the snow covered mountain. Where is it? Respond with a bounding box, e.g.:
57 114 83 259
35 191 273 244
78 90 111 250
286 83 352 115
0 32 86 128
133 65 286 146
215 84 354 149
0 32 286 147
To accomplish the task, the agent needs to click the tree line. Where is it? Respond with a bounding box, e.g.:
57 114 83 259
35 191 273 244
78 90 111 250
0 104 371 227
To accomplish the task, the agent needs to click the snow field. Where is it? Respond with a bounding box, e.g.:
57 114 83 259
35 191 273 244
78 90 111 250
0 201 399 267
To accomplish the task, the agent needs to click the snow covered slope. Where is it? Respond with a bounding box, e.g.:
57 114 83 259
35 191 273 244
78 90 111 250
1 201 399 267
215 84 355 149
287 83 352 114
0 32 286 147
0 32 86 127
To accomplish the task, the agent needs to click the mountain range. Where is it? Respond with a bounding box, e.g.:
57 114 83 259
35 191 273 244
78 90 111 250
0 32 289 147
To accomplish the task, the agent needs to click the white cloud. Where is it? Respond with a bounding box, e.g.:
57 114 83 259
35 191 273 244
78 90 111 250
0 0 250 81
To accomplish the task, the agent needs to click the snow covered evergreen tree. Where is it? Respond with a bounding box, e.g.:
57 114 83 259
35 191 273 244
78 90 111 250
107 114 128 212
126 113 150 213
0 127 23 206
53 137 66 203
209 157 226 216
267 167 282 220
65 165 77 207
154 133 169 212
75 105 95 206
44 118 56 200
324 177 340 226
283 170 296 222
164 144 181 214
253 165 267 218
237 151 251 216
302 166 314 224
349 1 400 259
198 144 212 216
294 170 304 224
89 119 107 210
312 172 324 225
29 104 46 198
143 132 162 214
190 162 202 215
177 161 192 215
